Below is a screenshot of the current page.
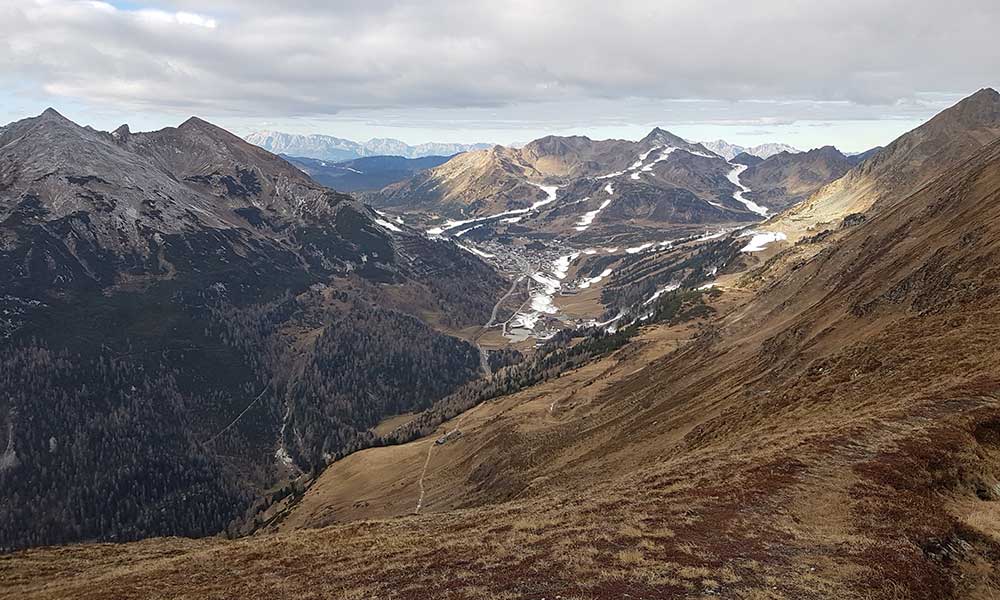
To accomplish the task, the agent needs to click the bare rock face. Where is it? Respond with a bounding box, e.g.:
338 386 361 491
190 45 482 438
0 110 504 295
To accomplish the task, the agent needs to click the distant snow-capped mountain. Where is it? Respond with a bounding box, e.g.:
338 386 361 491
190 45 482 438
701 139 802 160
245 130 492 161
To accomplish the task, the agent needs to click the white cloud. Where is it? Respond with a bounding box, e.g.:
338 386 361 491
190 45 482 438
135 9 218 29
0 0 997 130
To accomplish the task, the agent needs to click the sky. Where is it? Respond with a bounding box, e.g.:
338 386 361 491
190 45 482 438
1 1 998 152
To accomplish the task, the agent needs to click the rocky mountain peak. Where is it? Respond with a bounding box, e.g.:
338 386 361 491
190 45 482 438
811 145 847 158
38 107 69 121
177 117 247 141
13 109 93 147
112 124 131 142
639 127 716 156
965 86 999 103
640 127 682 144
18 108 83 136
178 115 221 133
731 151 763 166
522 134 595 157
933 87 1000 129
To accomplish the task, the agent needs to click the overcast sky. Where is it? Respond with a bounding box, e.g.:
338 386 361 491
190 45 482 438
2 0 998 151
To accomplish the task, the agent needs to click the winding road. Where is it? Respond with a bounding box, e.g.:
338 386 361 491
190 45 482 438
485 272 528 329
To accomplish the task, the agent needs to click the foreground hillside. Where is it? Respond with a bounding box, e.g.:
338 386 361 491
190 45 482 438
8 95 1000 598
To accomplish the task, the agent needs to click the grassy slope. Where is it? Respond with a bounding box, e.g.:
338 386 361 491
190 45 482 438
8 146 1000 598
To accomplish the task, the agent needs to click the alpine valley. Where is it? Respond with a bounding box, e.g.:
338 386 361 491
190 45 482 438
6 88 1000 600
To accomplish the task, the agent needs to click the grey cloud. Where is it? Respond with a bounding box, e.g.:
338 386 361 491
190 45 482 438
1 0 998 118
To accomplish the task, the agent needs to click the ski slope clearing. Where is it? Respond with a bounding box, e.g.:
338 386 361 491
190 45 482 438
426 183 560 235
726 163 768 216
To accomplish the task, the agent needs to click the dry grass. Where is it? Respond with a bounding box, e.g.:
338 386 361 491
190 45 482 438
12 152 1000 598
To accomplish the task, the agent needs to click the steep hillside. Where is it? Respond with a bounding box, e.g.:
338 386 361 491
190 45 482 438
373 144 547 216
0 110 506 551
730 151 763 166
517 135 628 177
769 88 1000 240
10 100 1000 598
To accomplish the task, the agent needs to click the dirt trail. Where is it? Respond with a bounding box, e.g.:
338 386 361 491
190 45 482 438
413 409 472 515
413 443 434 514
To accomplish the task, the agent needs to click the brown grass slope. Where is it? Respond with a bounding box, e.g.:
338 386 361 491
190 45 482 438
770 87 1000 240
373 145 548 217
7 134 1000 599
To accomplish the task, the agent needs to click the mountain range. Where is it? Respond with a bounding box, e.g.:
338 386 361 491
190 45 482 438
9 86 1000 600
368 128 854 243
372 129 751 221
10 88 1000 599
700 139 802 160
245 130 492 161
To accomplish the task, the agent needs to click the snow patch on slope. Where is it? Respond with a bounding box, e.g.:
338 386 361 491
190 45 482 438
373 217 402 232
725 164 768 216
426 182 559 235
455 242 495 259
643 283 680 305
740 231 787 252
508 251 581 335
574 199 612 231
578 267 613 289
